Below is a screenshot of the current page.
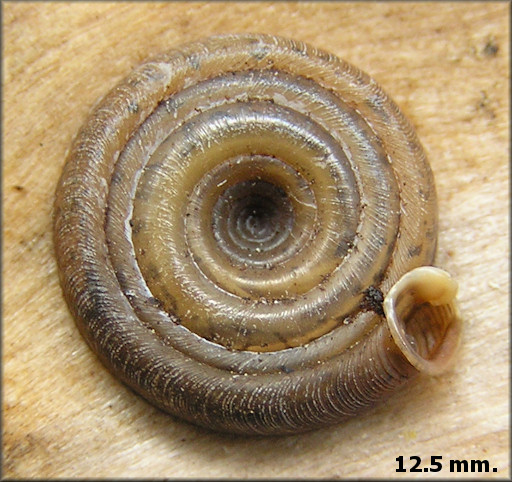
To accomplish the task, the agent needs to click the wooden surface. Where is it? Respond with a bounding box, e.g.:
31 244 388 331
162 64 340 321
3 2 509 479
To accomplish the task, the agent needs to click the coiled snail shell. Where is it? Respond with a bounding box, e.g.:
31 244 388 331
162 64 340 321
53 33 461 435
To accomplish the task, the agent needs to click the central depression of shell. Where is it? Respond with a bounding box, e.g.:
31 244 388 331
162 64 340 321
107 68 409 354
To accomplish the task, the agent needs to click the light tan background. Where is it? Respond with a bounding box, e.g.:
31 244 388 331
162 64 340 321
3 2 509 479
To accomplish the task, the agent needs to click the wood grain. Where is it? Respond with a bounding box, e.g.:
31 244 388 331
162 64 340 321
3 2 509 478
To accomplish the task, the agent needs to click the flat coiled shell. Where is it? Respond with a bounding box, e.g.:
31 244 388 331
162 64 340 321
53 33 461 435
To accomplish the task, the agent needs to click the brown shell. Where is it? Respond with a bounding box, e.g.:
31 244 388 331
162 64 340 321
53 33 461 435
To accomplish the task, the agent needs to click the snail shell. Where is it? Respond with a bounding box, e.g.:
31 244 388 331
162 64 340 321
53 33 461 435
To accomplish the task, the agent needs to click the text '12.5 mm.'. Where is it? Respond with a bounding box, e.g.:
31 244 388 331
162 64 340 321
396 455 498 474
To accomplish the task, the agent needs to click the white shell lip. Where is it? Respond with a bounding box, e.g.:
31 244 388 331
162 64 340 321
383 266 462 375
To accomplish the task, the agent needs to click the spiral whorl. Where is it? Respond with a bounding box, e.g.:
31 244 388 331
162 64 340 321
53 34 461 435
